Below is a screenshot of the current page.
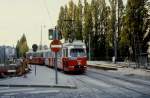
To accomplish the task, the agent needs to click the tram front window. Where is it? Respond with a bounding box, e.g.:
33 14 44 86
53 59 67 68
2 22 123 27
70 48 86 57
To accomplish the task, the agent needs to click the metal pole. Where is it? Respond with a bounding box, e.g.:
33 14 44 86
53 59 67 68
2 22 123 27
89 34 91 61
55 52 58 84
54 27 58 84
35 64 36 76
40 25 43 50
34 52 36 76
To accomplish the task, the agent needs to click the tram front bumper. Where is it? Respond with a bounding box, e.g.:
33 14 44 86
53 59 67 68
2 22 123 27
65 65 87 72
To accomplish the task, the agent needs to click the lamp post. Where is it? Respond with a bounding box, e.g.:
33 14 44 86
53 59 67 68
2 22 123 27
40 25 46 50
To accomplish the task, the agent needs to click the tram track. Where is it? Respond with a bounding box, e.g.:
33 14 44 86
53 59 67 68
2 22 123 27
84 69 150 96
87 69 150 87
74 75 118 98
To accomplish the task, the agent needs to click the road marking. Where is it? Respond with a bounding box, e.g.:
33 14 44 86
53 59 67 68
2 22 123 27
4 93 18 96
0 88 35 93
26 90 60 94
0 87 9 90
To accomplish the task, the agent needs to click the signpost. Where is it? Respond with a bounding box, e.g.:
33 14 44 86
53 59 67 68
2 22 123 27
32 44 38 76
32 44 38 52
50 39 62 84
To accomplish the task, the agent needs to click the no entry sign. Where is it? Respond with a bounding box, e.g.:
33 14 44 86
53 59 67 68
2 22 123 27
50 39 62 52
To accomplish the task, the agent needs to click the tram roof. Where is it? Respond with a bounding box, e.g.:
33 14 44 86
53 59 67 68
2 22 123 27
63 40 86 47
26 49 50 53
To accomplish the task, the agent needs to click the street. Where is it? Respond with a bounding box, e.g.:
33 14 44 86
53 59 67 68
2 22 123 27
0 65 150 98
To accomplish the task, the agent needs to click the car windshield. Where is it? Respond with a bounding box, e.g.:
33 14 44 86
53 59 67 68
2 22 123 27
70 48 86 57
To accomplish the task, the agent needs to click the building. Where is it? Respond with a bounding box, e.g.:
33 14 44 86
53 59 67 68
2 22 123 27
0 46 16 64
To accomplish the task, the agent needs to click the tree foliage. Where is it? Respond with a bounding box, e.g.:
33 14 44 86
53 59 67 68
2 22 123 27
16 34 29 58
57 0 149 60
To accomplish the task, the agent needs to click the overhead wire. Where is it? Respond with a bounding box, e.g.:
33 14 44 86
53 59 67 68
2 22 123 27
41 0 52 25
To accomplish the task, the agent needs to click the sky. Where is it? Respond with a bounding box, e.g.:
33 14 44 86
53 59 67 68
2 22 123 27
0 0 78 48
0 0 126 48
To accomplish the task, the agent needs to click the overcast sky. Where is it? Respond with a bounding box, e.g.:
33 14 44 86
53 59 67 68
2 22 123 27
0 0 126 48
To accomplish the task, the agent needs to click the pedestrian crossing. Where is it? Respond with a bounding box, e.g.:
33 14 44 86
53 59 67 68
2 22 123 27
0 87 9 90
0 88 35 94
25 90 60 94
0 87 60 96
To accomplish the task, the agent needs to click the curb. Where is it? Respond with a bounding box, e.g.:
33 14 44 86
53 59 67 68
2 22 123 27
0 84 77 89
88 64 118 70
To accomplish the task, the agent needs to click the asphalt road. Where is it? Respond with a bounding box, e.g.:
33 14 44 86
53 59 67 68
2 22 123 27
0 65 150 98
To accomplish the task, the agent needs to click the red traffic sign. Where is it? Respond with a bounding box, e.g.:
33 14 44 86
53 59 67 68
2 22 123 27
50 39 62 52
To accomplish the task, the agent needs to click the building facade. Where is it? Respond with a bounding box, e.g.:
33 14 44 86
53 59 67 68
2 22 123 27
0 46 16 64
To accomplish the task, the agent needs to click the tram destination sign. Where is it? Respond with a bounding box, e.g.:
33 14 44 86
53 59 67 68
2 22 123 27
50 39 62 52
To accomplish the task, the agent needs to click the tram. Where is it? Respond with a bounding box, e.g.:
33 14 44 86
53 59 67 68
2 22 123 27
26 50 45 65
26 40 87 72
46 40 87 72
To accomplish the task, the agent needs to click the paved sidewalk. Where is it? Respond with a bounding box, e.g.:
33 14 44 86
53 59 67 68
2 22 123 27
87 61 128 70
113 67 150 77
0 65 76 88
87 61 150 79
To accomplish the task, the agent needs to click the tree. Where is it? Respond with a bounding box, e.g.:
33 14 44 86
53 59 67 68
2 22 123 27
56 0 149 61
143 0 150 52
90 0 99 59
83 0 93 44
117 0 127 58
57 6 65 37
124 0 148 61
16 34 29 58
109 0 117 60
75 0 83 40
16 40 20 58
57 0 77 41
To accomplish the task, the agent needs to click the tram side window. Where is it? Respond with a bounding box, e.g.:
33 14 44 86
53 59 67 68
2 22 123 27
48 52 50 57
41 52 44 57
57 50 62 57
33 52 36 57
63 49 65 57
63 49 68 57
66 49 68 57
44 52 47 58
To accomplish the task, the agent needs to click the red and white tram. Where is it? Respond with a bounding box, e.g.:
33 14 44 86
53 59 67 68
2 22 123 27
46 40 87 72
26 50 45 65
26 40 87 73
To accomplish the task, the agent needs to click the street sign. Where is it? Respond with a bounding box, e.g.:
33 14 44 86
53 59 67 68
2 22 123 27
32 44 38 76
50 39 62 52
50 27 62 84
